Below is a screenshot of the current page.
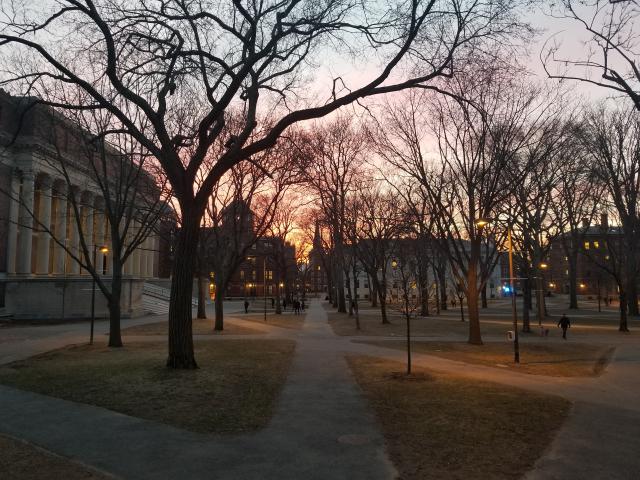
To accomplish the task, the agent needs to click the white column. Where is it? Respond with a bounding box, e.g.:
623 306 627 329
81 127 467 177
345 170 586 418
81 193 94 275
36 176 53 274
6 169 20 274
123 218 131 275
16 170 35 274
52 185 68 274
132 221 141 276
68 193 80 275
145 236 153 277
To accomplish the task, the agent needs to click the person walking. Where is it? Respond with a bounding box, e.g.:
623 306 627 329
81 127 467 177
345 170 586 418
558 313 571 340
244 300 250 314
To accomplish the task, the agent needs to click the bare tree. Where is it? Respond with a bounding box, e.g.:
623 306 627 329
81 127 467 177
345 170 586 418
543 0 640 109
268 196 300 313
371 71 563 344
550 128 603 310
306 115 367 314
0 0 532 368
582 102 640 325
197 134 302 329
391 241 420 375
350 188 403 324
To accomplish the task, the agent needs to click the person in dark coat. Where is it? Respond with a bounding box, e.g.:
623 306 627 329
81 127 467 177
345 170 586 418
244 300 249 314
558 313 571 339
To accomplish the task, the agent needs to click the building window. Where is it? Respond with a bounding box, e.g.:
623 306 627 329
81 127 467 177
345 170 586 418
251 244 257 250
240 271 245 280
584 241 590 250
252 270 256 280
593 241 600 249
266 270 273 280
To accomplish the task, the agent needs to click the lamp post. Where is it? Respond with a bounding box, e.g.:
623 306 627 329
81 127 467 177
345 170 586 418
90 245 109 345
537 262 549 325
476 218 519 363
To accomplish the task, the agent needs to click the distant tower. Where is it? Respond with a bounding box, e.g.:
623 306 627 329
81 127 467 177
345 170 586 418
309 221 327 293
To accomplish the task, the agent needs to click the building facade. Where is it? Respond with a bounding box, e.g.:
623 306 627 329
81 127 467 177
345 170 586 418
0 90 165 320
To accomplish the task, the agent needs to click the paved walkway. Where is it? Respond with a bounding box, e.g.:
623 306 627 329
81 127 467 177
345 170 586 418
0 300 394 480
1 299 640 479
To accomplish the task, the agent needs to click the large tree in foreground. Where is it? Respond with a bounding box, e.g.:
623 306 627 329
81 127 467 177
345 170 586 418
0 0 531 368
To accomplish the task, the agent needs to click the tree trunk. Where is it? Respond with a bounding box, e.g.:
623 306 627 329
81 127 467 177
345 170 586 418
345 269 353 316
214 290 224 331
167 214 199 369
197 274 207 319
419 263 429 316
369 275 378 307
353 264 360 330
466 262 482 345
107 260 123 348
438 267 448 310
405 311 412 375
335 241 347 313
377 279 389 324
481 282 488 308
619 290 629 332
568 254 578 309
522 277 531 333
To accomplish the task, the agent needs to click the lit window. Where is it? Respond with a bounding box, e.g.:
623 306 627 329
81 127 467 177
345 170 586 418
266 270 273 280
240 271 245 280
584 242 590 250
594 241 600 249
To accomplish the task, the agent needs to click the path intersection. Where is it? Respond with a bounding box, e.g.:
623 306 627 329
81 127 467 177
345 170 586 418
0 299 639 479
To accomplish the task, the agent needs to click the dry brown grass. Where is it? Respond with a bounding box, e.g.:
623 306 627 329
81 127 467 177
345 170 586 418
355 340 615 377
327 309 512 337
0 434 108 479
121 317 264 336
348 355 571 480
0 340 295 434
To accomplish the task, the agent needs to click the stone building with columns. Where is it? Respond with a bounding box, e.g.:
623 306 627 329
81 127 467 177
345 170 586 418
0 90 166 320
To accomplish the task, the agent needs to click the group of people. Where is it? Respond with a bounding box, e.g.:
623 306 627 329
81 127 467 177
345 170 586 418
244 298 306 314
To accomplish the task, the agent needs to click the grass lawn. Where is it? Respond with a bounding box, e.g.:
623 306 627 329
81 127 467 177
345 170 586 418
0 340 295 434
327 309 513 338
121 317 264 336
355 340 614 377
0 434 108 479
348 355 571 480
239 312 305 330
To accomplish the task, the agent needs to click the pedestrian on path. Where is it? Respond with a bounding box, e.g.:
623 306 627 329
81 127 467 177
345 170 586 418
244 300 249 314
558 313 570 339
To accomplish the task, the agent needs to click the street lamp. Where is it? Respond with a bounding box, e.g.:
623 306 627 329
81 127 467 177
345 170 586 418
476 218 520 364
90 245 109 345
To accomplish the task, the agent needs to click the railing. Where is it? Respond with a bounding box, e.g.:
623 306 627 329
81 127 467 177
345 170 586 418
143 282 197 307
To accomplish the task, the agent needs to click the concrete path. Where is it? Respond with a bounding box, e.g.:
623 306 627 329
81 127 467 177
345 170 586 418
0 300 394 480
